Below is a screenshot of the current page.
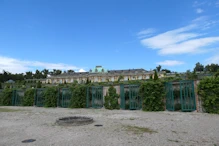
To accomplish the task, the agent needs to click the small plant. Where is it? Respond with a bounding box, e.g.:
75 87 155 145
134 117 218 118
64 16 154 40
104 86 119 110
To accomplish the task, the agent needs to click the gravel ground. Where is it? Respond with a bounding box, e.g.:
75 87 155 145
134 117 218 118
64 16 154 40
0 106 219 146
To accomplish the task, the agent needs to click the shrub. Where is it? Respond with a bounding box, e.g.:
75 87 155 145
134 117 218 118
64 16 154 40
104 86 119 110
43 87 58 107
23 88 35 106
198 77 219 114
69 85 87 108
37 81 42 88
0 88 13 106
139 81 165 111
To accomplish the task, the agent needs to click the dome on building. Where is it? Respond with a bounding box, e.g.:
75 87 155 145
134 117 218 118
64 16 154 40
90 66 108 73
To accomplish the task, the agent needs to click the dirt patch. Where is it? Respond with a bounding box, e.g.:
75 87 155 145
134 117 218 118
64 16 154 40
0 107 24 112
123 125 157 134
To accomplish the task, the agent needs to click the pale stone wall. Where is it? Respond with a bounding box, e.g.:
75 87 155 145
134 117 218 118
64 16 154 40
194 80 204 112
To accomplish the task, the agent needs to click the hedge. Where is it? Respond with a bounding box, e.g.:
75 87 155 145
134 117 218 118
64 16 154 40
0 88 13 106
69 85 87 108
198 77 219 114
139 81 165 111
43 87 58 107
22 88 35 106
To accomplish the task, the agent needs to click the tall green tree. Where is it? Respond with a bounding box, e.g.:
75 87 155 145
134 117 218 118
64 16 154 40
154 70 158 80
205 63 219 72
42 69 49 78
67 70 74 73
194 62 204 72
156 65 162 72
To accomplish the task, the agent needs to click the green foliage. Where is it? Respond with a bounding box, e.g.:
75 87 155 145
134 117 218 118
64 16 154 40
194 62 204 72
156 65 161 72
23 88 35 106
0 82 2 89
43 87 58 107
104 86 119 109
198 77 219 114
154 70 158 80
0 88 13 106
36 81 42 88
69 85 87 108
139 81 165 111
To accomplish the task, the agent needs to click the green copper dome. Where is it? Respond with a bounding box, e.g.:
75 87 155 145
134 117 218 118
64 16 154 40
90 66 108 73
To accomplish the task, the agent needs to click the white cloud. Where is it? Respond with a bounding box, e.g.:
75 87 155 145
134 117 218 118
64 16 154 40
140 17 219 55
78 69 86 72
196 8 204 14
205 54 219 64
193 1 207 7
137 28 156 38
0 56 85 73
156 60 184 66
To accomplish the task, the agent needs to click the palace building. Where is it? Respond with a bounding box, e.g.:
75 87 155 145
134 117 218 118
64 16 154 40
46 66 165 84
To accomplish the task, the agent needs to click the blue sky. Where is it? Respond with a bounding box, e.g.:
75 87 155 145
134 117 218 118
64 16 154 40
0 0 219 73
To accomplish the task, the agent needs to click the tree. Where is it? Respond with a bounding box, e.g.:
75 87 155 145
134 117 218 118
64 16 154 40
156 65 162 72
104 86 119 109
25 71 33 79
42 69 49 78
161 69 171 73
194 62 204 72
55 69 62 75
205 63 219 72
34 70 42 79
67 70 74 73
154 70 158 80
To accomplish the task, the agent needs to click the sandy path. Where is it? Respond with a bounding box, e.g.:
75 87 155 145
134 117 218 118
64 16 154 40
0 106 219 146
